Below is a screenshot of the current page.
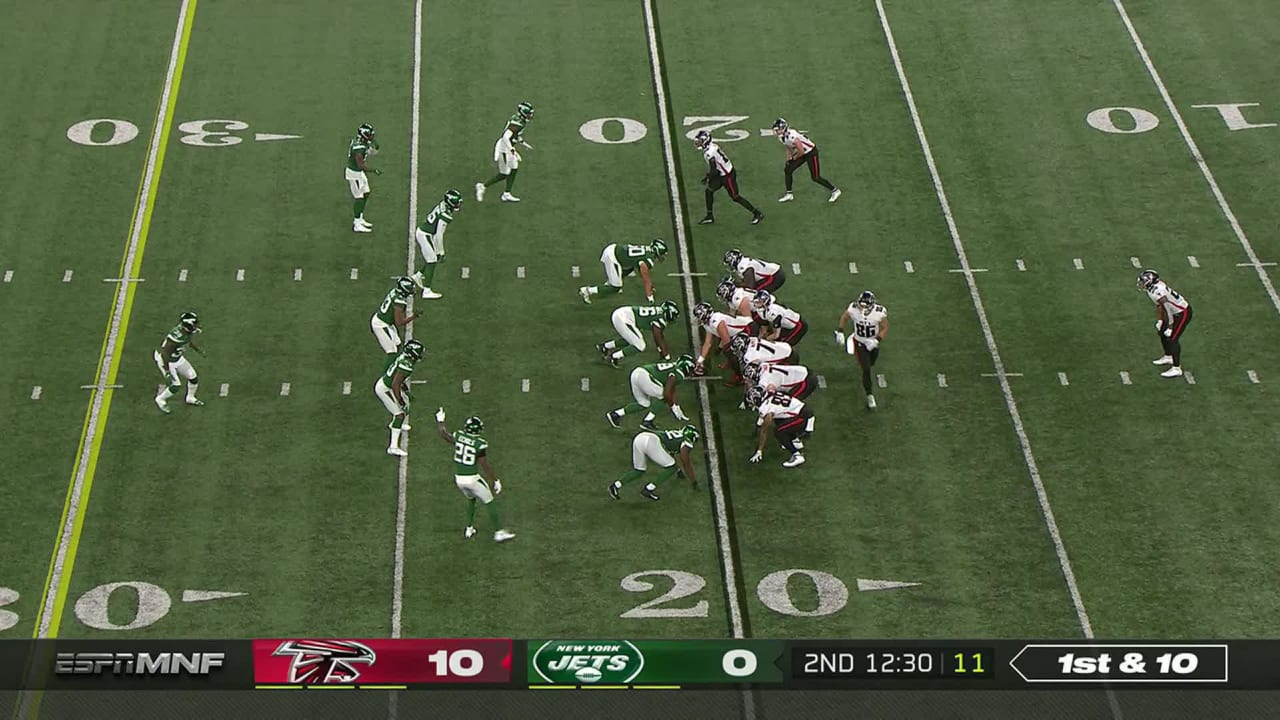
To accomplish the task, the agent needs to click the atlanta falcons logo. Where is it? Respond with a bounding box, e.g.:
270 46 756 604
272 640 377 684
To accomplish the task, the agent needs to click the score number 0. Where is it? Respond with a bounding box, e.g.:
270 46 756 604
722 649 759 678
426 649 484 677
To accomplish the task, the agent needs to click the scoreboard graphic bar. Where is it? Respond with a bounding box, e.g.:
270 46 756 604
2 639 1278 690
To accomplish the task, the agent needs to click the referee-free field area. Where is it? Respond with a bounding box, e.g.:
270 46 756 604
3 0 1279 677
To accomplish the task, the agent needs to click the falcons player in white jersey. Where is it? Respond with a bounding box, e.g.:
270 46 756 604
746 386 814 468
751 290 807 344
692 301 753 379
836 290 890 408
731 334 797 369
716 276 753 316
693 130 763 226
723 249 786 292
772 118 841 204
743 361 815 401
1138 270 1193 378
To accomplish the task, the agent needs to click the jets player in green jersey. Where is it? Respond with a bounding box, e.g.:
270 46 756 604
346 123 382 233
153 311 205 414
411 189 462 299
374 339 424 457
608 425 700 501
598 300 680 368
435 408 516 542
579 239 668 305
475 102 534 203
607 354 695 430
371 277 421 368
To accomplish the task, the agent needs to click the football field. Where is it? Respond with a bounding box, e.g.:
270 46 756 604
4 0 1280 684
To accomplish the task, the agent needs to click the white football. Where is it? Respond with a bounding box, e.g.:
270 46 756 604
575 666 603 684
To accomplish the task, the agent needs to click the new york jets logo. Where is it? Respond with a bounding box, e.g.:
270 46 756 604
531 641 645 685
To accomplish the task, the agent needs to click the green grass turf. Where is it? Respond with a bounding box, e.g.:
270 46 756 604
1 0 1277 649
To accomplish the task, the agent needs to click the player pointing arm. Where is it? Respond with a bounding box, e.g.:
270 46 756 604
436 408 515 543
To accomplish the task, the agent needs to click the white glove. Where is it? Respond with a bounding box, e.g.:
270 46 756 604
672 404 689 422
646 294 655 304
1155 320 1164 332
435 407 446 422
1162 326 1173 338
519 140 534 150
493 479 503 495
748 450 763 464
864 337 880 351
834 330 845 346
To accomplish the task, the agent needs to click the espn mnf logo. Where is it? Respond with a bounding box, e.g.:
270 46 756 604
531 641 644 684
55 651 225 676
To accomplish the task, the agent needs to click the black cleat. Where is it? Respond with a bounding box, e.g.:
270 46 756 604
606 353 620 368
641 486 660 501
596 343 609 356
750 211 764 225
698 215 715 225
639 418 659 432
608 482 621 500
606 411 622 428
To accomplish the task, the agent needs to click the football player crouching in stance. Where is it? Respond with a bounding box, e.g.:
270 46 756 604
747 386 814 469
741 361 815 409
692 301 754 379
436 408 515 543
609 425 700 502
598 300 680 368
606 355 696 431
374 339 424 457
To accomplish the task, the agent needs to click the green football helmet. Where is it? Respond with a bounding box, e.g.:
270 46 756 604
403 339 425 361
395 276 417 296
516 102 534 120
681 424 700 445
675 354 696 375
651 238 668 257
444 189 463 211
463 416 484 434
178 311 200 333
358 123 376 141
660 300 680 321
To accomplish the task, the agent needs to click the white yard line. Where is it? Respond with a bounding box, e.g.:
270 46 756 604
34 0 195 641
644 0 745 640
876 0 1095 639
391 0 424 650
1111 0 1280 316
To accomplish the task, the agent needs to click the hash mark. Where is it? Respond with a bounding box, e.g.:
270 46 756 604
236 268 245 282
293 268 302 281
1016 258 1026 271
31 386 42 400
1236 261 1278 267
949 267 988 273
1058 372 1069 386
791 262 802 275
462 379 471 394
1130 256 1142 268
1187 256 1200 269
580 377 590 392
62 269 73 283
1073 258 1084 270
1119 371 1132 385
521 378 530 393
461 266 470 279
571 265 580 277
178 268 188 282
848 262 858 274
342 381 352 395
350 268 359 280
516 266 525 279
279 383 290 396
2 270 11 283
876 373 886 388
936 373 947 388
219 383 229 397
816 374 828 389
903 260 915 274
1247 369 1260 384
1184 371 1196 385
982 372 1024 378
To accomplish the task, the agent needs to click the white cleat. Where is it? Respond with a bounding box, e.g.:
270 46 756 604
1161 366 1184 378
778 192 795 203
387 445 408 457
154 397 171 414
500 192 520 202
464 526 478 539
357 217 373 228
866 394 877 409
579 286 592 304
494 529 516 543
474 182 485 202
353 221 372 233
1152 355 1174 366
421 288 442 299
185 398 204 407
793 439 805 450
783 453 806 468
829 188 842 203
